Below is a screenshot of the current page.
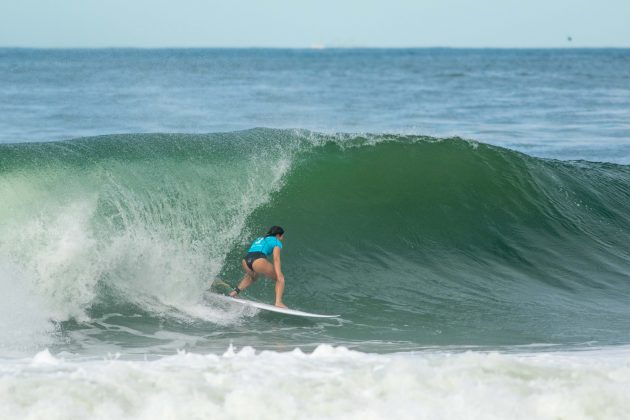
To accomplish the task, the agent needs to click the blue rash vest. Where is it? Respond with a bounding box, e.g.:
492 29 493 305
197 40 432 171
247 236 283 256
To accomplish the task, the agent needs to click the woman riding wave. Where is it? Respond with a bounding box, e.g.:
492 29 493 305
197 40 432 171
229 226 287 308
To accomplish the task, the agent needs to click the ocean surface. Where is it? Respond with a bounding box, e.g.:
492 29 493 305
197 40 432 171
1 48 630 419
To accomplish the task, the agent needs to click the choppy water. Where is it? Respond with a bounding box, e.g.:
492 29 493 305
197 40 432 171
2 48 630 162
1 48 630 419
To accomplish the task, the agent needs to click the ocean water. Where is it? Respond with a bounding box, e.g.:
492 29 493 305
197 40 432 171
1 48 630 419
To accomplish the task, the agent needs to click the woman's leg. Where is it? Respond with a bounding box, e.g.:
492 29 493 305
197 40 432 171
229 259 258 297
252 259 285 307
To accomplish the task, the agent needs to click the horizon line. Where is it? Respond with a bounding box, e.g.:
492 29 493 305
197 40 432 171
1 45 629 50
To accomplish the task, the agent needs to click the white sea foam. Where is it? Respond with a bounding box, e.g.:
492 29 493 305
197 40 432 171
1 346 629 420
0 262 57 354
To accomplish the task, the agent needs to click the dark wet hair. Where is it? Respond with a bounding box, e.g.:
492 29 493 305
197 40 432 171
266 226 285 237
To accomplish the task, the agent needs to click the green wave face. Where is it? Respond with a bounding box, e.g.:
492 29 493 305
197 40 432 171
2 129 630 351
228 135 630 345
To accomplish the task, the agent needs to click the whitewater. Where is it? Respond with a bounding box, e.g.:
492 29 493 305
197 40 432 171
2 345 630 420
1 48 630 419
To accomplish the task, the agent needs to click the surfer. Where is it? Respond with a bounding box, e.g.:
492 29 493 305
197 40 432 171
229 226 287 308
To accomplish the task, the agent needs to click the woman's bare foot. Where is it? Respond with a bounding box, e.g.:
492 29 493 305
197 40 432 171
275 302 287 309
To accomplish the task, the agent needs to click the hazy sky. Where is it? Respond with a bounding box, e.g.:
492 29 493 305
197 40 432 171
1 0 629 48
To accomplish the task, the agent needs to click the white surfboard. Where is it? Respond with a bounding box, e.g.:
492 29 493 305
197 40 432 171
214 294 339 318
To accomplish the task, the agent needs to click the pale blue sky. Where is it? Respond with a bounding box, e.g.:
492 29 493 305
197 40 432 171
1 0 629 48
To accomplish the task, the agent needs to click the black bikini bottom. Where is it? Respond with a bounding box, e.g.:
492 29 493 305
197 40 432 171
244 251 266 271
